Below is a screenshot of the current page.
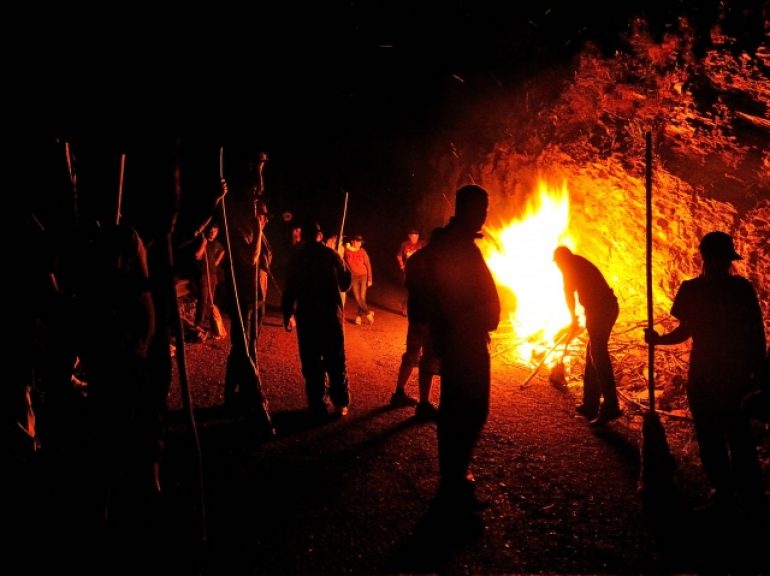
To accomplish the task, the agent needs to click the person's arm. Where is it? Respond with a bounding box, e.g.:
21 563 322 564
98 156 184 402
337 252 353 293
194 237 207 261
214 244 226 267
563 280 578 326
365 250 373 286
644 321 691 346
282 257 297 331
133 236 155 358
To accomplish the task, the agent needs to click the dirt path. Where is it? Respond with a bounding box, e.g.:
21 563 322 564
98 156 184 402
159 281 768 574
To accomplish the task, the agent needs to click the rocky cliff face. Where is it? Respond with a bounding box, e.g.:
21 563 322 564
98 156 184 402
424 17 769 338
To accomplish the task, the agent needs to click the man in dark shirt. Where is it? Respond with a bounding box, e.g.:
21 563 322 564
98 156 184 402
426 185 501 512
282 221 353 419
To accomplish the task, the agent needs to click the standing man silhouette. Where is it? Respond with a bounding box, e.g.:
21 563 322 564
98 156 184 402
426 185 500 513
282 221 353 419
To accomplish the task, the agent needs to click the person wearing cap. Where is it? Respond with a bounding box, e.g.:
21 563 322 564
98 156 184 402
645 231 766 514
344 234 374 325
553 245 622 426
396 228 426 315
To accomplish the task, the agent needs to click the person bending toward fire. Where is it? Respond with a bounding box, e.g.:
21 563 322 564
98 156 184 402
645 231 766 516
553 245 622 426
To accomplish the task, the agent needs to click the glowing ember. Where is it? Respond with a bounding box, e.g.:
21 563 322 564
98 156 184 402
480 181 578 364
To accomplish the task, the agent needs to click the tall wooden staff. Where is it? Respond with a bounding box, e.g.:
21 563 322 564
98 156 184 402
116 153 126 225
64 141 79 224
337 191 349 309
252 153 267 349
639 130 675 499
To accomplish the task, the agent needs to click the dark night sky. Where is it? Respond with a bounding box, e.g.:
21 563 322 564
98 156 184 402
34 1 733 137
23 1 764 254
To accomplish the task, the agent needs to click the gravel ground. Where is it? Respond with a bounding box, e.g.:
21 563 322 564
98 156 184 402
155 281 769 575
15 280 766 574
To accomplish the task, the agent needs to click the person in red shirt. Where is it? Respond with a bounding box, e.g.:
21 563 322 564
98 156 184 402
344 234 374 325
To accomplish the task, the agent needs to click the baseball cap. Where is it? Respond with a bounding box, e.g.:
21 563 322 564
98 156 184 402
699 231 741 261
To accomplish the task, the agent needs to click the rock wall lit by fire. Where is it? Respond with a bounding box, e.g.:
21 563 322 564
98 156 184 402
425 18 770 341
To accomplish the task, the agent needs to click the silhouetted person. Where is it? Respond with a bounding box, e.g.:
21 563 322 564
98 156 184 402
391 227 442 419
222 153 270 410
396 228 425 315
282 221 353 419
426 185 500 512
76 223 155 525
645 231 766 513
553 246 621 426
193 223 226 335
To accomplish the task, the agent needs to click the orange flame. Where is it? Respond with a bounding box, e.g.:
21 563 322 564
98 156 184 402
480 181 578 364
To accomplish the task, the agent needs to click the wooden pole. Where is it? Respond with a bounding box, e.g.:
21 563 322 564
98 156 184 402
64 141 78 223
645 131 655 412
116 153 126 225
338 191 349 310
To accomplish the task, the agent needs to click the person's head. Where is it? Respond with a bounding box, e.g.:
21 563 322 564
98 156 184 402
407 228 420 243
699 231 741 273
351 234 364 248
301 221 322 244
552 246 573 268
205 224 220 241
324 234 338 249
248 152 269 176
454 185 489 233
428 226 445 244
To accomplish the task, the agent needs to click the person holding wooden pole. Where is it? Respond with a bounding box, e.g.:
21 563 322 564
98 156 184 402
645 231 766 515
220 150 273 431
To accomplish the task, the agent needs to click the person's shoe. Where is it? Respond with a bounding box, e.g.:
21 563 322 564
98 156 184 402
575 404 598 419
415 401 438 420
365 311 375 324
390 390 418 407
334 406 349 418
354 315 362 326
589 405 623 427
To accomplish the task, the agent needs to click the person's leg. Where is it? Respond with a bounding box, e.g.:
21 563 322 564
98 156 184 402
393 322 420 400
415 325 439 418
579 340 601 417
297 324 327 413
725 410 763 506
323 321 350 412
586 305 620 424
350 276 366 321
689 391 733 500
437 340 489 504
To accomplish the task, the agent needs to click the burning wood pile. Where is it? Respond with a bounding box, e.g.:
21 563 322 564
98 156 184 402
431 17 769 417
